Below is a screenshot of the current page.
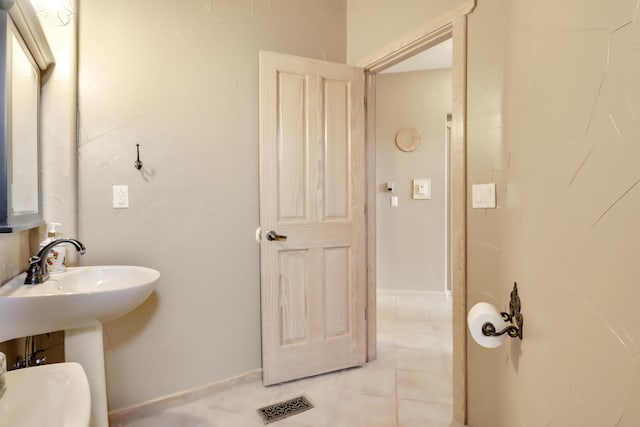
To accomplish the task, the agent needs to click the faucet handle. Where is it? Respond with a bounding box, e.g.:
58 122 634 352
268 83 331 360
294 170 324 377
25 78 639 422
24 256 44 285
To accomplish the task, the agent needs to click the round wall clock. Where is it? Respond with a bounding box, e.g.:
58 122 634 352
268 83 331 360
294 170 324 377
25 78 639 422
395 127 421 152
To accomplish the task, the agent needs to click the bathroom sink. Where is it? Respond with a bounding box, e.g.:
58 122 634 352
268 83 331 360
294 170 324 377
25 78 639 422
0 362 90 427
0 265 159 427
0 265 160 343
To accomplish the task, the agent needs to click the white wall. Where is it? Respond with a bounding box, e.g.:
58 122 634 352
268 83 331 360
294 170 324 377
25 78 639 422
376 69 451 291
77 0 346 410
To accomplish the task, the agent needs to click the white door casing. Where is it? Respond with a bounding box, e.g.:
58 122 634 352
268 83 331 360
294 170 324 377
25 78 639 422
259 51 367 385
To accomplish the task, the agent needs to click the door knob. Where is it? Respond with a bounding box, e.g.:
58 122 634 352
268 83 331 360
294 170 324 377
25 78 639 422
266 230 287 241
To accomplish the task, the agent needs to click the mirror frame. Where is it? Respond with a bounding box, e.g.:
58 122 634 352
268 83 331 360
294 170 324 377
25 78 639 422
0 0 54 232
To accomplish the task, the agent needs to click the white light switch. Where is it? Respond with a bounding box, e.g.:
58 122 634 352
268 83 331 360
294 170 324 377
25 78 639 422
113 185 129 208
391 196 399 207
472 183 496 208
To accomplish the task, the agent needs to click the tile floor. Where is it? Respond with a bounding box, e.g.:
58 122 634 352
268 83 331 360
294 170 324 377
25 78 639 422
113 292 462 427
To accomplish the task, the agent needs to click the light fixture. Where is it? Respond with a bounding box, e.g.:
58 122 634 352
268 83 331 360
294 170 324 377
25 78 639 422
31 0 73 26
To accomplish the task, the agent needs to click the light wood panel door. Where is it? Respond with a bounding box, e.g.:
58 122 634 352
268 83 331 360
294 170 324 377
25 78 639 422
259 51 366 385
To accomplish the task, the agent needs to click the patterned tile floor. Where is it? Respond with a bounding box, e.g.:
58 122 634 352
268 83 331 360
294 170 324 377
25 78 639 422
113 292 462 427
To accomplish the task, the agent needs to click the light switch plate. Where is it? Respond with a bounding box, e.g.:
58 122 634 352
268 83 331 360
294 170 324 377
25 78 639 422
472 183 496 208
412 178 431 199
113 185 129 209
391 196 399 207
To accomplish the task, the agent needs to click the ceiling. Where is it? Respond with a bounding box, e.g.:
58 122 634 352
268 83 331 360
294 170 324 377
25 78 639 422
381 38 452 73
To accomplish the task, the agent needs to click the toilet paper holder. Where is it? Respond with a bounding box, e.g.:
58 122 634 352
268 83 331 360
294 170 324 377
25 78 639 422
482 283 523 340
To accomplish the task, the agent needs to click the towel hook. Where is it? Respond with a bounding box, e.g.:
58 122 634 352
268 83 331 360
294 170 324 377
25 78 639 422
134 143 143 170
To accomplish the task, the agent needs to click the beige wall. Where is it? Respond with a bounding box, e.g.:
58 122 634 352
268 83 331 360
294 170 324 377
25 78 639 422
464 1 507 425
354 0 640 425
346 0 469 65
376 69 451 292
482 0 640 425
0 232 31 360
78 0 346 410
0 233 30 286
40 3 78 251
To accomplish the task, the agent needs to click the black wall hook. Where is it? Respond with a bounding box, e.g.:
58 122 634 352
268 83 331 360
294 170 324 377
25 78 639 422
134 143 143 170
482 282 524 340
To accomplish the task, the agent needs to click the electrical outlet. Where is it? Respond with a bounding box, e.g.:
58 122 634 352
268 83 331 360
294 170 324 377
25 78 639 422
412 178 431 199
113 185 129 208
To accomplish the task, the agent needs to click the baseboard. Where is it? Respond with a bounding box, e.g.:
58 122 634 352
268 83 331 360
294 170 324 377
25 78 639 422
108 369 262 424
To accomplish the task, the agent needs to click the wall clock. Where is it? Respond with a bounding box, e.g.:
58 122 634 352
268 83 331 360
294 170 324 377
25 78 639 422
395 127 421 152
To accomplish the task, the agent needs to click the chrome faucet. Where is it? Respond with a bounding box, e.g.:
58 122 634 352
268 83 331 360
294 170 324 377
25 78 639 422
24 239 86 285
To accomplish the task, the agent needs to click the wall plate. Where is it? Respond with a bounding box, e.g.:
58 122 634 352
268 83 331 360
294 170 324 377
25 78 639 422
412 178 431 199
472 183 496 208
113 185 129 209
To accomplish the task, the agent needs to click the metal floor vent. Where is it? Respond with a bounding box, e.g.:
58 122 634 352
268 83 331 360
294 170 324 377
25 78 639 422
256 395 314 424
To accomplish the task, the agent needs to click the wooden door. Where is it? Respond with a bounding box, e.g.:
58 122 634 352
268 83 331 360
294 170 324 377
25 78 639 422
259 51 366 385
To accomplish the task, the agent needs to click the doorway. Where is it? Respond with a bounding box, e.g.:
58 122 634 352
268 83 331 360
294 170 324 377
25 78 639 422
257 9 471 423
361 16 469 424
373 35 456 419
375 38 453 295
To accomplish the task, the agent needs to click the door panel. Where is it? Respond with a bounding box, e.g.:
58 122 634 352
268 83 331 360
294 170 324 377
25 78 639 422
324 247 350 338
259 51 366 385
279 250 309 345
278 72 307 220
325 80 350 219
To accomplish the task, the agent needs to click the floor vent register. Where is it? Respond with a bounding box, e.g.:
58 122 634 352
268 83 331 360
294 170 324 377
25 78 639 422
256 395 314 424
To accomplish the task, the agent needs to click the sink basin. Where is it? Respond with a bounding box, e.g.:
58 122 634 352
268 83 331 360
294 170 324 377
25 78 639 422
0 265 159 427
0 362 91 427
0 265 159 343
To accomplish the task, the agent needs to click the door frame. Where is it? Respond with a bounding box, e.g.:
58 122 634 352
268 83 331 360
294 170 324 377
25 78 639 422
356 1 475 423
445 114 453 296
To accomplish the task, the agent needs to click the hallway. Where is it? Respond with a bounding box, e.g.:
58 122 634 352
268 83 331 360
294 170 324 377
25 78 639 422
113 292 459 427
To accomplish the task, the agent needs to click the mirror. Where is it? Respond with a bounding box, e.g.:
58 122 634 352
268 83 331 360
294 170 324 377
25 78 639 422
0 0 54 232
10 28 39 215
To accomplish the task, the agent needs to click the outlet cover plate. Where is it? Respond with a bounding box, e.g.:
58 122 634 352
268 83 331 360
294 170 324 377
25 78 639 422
412 178 431 199
113 185 129 209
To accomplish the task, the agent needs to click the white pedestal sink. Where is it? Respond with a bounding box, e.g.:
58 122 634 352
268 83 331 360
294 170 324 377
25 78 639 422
0 265 160 427
0 362 91 427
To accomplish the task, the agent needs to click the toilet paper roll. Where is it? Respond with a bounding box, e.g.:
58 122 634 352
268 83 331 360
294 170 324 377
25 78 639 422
0 352 6 395
467 302 509 348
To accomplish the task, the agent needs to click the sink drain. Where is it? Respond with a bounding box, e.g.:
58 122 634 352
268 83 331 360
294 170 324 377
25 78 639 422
256 395 313 424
